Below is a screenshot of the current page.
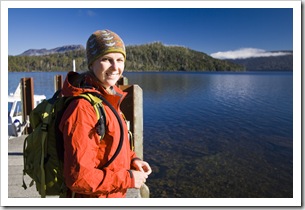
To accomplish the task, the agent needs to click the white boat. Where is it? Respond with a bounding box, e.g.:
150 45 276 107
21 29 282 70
8 83 46 138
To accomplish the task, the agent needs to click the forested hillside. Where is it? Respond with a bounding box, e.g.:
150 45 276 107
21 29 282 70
8 42 245 72
125 42 244 71
225 52 293 71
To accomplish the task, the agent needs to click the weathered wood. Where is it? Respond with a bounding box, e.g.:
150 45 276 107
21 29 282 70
20 78 34 134
120 85 144 160
117 76 129 85
119 84 150 198
54 75 63 92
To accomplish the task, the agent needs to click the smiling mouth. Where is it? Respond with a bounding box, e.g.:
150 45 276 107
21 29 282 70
106 73 119 77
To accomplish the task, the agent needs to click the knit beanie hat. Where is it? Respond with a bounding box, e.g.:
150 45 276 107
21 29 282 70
86 29 126 68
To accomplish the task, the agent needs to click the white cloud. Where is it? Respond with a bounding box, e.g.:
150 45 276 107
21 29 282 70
210 48 292 59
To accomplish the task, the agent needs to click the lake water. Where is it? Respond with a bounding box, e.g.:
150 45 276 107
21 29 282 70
8 71 293 198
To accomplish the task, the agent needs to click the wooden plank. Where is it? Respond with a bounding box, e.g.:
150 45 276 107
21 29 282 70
20 78 34 134
120 84 150 198
120 85 144 160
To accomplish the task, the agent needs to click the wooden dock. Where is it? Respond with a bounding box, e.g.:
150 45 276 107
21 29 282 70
8 135 142 198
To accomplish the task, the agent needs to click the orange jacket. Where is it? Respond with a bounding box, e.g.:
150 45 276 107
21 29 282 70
59 71 138 198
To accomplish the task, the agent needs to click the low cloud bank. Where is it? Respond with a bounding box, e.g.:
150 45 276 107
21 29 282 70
210 48 292 59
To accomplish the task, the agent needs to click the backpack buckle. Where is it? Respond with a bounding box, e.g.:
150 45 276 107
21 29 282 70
41 123 48 131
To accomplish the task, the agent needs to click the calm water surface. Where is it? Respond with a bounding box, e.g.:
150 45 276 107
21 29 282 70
8 71 293 198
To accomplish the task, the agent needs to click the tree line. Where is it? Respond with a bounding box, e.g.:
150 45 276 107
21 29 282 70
8 42 245 72
225 54 293 71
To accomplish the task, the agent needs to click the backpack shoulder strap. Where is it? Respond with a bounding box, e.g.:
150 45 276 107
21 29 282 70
68 93 106 139
88 92 124 168
79 93 105 120
65 92 123 169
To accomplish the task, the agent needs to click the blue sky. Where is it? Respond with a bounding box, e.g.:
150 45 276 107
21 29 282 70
6 2 295 59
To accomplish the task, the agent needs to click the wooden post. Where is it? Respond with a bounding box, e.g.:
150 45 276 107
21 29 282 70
120 84 150 198
117 76 128 86
20 77 34 134
54 75 63 92
120 85 143 159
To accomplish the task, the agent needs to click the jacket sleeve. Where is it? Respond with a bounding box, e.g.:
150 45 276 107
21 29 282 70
59 99 135 196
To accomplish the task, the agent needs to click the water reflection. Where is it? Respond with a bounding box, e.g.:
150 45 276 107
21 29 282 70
126 71 293 198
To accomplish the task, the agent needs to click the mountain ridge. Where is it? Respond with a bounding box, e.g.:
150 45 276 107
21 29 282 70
9 43 292 71
19 45 84 56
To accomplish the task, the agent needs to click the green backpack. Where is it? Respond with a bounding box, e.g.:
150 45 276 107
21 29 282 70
22 91 109 198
